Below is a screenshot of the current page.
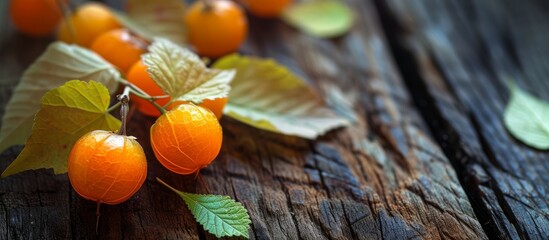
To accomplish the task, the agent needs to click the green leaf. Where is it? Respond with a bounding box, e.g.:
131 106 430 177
282 0 354 38
504 82 549 149
115 0 186 45
157 178 251 239
1 81 120 177
213 54 349 139
142 38 235 103
0 42 121 153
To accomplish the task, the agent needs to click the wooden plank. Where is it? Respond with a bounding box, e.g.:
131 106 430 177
375 0 549 239
0 0 487 239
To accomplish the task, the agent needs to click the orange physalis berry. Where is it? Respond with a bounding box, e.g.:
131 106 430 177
10 0 66 37
127 60 171 117
199 98 228 120
128 60 228 118
184 0 248 58
150 104 223 175
57 2 121 47
91 29 147 73
68 130 147 204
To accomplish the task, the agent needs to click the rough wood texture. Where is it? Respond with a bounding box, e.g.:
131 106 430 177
1 0 547 239
375 0 549 239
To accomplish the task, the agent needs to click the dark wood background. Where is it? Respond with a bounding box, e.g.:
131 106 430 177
1 0 548 239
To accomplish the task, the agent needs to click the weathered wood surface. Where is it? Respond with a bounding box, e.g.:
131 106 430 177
0 0 547 239
375 0 549 239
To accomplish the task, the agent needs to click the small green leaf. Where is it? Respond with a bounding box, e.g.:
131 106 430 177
0 42 121 153
213 54 349 139
1 81 120 177
142 38 235 104
282 0 354 38
115 0 186 45
504 82 549 149
157 178 251 239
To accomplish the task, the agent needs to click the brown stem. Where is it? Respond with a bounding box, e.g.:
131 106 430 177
95 202 101 236
201 0 214 11
196 172 211 194
156 178 180 193
117 87 131 136
116 78 167 114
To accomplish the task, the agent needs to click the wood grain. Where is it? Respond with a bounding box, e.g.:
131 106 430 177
375 0 549 239
2 0 546 239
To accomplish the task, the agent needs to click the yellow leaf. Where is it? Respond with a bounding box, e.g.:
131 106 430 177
213 54 349 139
0 42 121 153
1 81 120 177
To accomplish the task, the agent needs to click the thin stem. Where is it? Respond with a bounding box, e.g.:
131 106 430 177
197 173 211 194
127 89 169 102
162 98 177 109
107 101 122 113
153 95 171 100
95 202 101 236
156 178 179 193
201 0 214 11
117 79 150 98
130 89 167 114
117 79 168 114
127 88 152 100
117 87 131 136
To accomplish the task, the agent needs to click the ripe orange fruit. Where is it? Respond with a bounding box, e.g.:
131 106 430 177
127 60 171 117
150 104 223 175
68 130 147 204
57 2 121 47
244 0 292 17
184 0 248 58
9 0 65 37
91 29 147 73
194 98 227 119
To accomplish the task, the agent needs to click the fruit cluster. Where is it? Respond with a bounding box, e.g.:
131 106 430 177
9 0 253 205
68 101 223 205
10 0 294 57
8 0 294 207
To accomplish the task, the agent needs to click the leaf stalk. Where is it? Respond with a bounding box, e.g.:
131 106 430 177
156 178 179 193
106 101 122 113
116 79 168 114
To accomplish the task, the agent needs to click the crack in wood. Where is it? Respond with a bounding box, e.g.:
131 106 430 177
373 0 549 239
0 0 498 239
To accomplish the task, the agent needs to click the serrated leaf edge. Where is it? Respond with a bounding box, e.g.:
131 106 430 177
156 178 251 239
142 38 234 104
